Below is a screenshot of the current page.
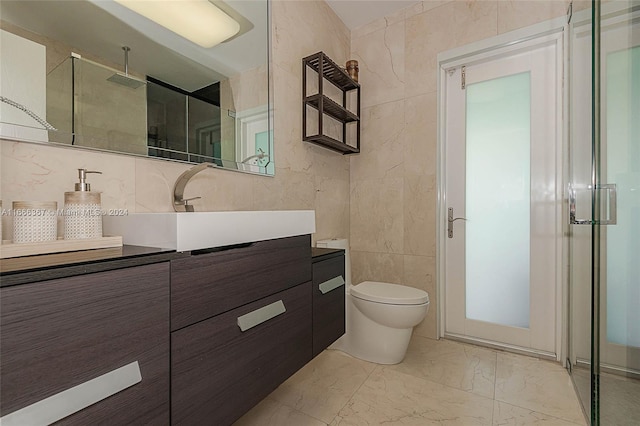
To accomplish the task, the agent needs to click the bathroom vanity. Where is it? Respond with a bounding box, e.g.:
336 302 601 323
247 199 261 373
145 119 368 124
0 247 177 425
0 233 345 425
171 235 313 424
312 247 346 357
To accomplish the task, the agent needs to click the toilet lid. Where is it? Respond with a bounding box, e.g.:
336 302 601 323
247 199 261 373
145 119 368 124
351 281 429 305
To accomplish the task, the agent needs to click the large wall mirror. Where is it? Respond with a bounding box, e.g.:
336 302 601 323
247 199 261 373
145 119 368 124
0 0 273 175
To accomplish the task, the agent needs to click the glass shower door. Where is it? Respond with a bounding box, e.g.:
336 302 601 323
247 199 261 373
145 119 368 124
569 2 640 424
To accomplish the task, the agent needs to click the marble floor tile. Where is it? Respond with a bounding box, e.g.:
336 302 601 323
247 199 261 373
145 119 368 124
495 353 585 424
234 397 327 426
242 341 592 425
572 368 640 426
599 372 640 426
267 350 377 424
492 400 586 425
332 368 494 425
386 336 497 398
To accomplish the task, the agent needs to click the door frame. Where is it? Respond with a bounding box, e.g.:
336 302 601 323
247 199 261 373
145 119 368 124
436 17 568 362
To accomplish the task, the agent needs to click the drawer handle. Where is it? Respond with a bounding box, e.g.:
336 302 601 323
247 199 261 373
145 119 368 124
0 361 142 426
237 300 286 332
319 276 345 294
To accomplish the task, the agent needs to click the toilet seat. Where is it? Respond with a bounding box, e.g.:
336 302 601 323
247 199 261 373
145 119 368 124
351 281 429 305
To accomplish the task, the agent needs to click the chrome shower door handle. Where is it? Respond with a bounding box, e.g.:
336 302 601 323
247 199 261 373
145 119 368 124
447 207 468 238
601 184 617 225
568 183 617 225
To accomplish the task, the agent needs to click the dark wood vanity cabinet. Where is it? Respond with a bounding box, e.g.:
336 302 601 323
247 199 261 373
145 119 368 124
170 235 313 425
172 282 312 425
170 235 312 331
0 236 346 426
312 251 346 357
0 262 170 425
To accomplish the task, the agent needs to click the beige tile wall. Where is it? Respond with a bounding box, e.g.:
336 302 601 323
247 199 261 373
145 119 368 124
348 0 585 339
0 1 351 245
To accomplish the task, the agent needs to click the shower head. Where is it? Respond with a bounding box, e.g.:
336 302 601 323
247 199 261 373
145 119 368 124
107 72 146 89
107 46 146 89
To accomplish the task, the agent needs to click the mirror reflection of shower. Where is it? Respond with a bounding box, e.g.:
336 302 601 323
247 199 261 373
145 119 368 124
0 96 57 130
241 148 269 165
106 46 146 89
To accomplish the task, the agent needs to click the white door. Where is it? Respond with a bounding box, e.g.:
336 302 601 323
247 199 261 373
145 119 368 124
443 37 561 356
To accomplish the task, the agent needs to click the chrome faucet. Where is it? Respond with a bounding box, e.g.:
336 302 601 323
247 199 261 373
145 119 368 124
173 162 216 212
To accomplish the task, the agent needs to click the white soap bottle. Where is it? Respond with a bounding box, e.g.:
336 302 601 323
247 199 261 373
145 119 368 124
64 169 103 240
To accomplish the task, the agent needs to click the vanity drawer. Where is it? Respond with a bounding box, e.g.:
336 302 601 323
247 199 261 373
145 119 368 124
171 281 312 425
312 254 346 357
0 262 170 425
171 234 311 330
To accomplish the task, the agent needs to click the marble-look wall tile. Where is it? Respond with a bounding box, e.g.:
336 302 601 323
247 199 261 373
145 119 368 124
404 255 436 338
404 1 497 99
405 3 456 97
0 140 135 238
421 1 454 14
351 17 388 40
350 250 404 286
252 168 315 211
350 178 404 254
273 65 314 173
404 93 437 177
497 1 571 35
351 20 405 108
404 174 436 256
315 175 350 243
572 0 593 13
134 158 256 213
272 0 350 78
307 143 350 181
350 100 405 181
272 3 352 176
451 1 498 48
133 158 187 212
0 141 135 210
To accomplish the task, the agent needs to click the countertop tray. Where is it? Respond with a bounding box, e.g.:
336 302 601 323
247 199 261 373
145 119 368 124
0 235 123 259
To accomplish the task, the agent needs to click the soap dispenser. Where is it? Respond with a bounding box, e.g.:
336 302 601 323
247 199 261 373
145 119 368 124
64 169 103 240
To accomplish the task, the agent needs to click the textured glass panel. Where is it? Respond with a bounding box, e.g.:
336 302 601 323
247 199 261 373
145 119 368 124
465 72 531 328
606 46 640 347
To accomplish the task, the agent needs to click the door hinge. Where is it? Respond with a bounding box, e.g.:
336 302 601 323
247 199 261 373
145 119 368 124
461 66 466 90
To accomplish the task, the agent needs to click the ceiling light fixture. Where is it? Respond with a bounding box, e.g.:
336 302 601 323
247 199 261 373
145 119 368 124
114 0 241 48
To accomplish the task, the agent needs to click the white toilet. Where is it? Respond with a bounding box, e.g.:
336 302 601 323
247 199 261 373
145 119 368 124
317 239 430 364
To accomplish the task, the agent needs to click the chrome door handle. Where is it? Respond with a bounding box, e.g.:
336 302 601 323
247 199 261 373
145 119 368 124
448 208 467 238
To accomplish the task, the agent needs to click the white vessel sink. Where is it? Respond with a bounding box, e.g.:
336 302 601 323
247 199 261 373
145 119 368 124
103 210 316 251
